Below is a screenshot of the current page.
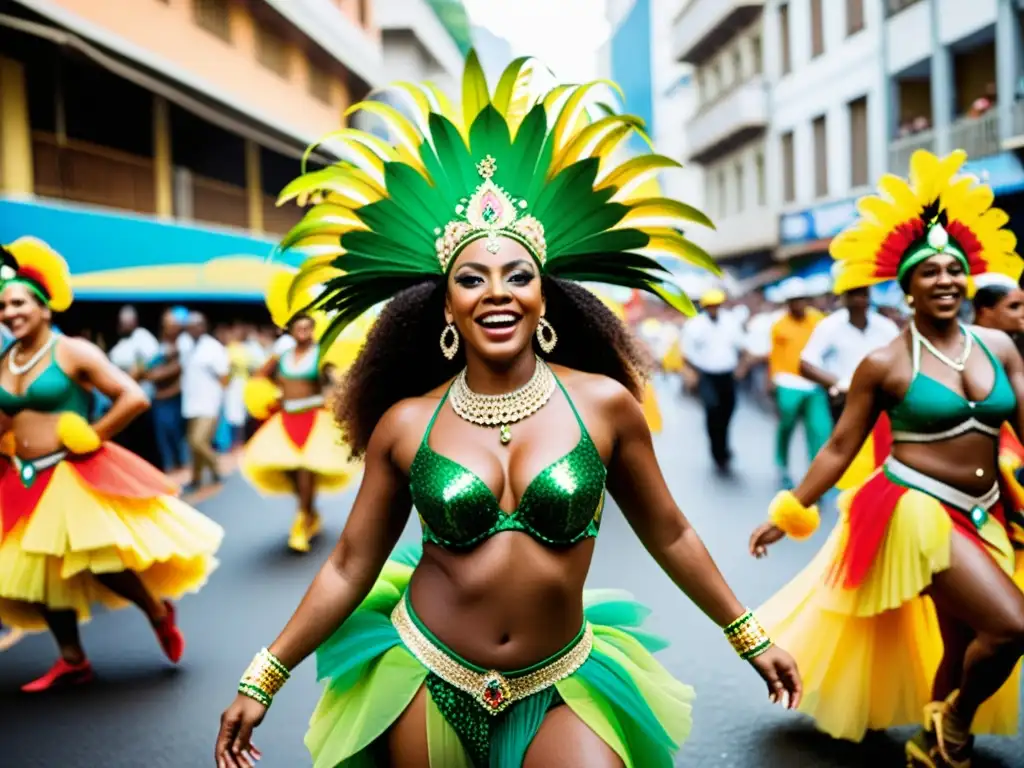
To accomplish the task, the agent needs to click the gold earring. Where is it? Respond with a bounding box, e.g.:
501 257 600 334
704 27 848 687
905 295 914 306
536 317 557 354
440 323 459 360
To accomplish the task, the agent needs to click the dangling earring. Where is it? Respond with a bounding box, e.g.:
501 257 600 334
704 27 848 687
905 295 915 306
440 323 459 360
536 317 557 354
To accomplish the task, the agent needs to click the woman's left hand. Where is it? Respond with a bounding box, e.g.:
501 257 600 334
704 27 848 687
748 645 802 709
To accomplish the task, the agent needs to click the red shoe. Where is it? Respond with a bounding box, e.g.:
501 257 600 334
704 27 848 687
21 658 94 692
153 601 184 663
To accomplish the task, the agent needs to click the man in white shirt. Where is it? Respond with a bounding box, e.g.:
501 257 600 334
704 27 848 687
681 289 748 474
108 305 163 467
800 286 900 423
181 312 229 492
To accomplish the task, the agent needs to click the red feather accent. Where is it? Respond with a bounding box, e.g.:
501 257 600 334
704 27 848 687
945 220 984 272
16 265 51 296
875 219 924 278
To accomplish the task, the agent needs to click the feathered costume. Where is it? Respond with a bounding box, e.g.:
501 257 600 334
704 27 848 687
0 238 223 648
270 52 718 767
757 150 1024 744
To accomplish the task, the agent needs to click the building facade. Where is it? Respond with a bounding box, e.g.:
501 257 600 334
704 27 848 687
0 0 465 308
672 0 774 288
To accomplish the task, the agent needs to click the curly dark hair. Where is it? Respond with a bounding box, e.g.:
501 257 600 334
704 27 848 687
335 277 652 455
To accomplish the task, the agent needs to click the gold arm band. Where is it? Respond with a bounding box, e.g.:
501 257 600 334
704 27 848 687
237 647 290 707
724 610 773 660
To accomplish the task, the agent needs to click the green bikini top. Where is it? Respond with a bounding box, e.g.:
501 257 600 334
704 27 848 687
888 327 1015 443
0 343 91 419
278 346 320 381
409 375 606 550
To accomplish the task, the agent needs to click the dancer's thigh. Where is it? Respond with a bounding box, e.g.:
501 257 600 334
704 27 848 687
385 685 430 768
523 704 624 768
928 531 1024 641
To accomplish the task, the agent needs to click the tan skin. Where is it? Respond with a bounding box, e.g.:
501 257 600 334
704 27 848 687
975 287 1024 335
145 310 183 400
215 238 802 768
0 283 164 664
750 252 1024 735
255 316 336 518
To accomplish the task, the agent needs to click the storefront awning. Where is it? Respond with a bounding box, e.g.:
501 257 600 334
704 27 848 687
0 197 303 302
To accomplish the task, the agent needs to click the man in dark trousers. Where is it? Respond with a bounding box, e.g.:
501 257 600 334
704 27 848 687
682 289 748 475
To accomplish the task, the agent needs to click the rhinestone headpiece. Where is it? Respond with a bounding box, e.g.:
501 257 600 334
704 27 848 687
434 155 548 271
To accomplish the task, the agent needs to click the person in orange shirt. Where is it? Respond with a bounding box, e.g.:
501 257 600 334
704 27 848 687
769 277 829 488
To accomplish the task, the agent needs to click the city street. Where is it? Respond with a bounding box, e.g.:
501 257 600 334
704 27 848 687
0 382 1020 767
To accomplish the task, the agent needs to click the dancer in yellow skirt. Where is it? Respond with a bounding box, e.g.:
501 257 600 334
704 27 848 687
748 150 1024 767
241 273 361 552
0 237 223 692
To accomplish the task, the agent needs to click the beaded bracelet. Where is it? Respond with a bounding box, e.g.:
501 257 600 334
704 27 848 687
724 610 773 660
237 647 290 707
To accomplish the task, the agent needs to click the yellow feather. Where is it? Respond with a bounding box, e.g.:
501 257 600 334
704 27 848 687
550 81 623 155
601 156 682 202
618 198 714 231
461 50 490 136
344 101 425 170
639 231 721 274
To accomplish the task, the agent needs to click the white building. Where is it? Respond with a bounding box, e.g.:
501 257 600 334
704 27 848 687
376 0 466 96
672 0 774 284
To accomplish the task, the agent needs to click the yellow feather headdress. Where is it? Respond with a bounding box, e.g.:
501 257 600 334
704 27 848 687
830 150 1020 294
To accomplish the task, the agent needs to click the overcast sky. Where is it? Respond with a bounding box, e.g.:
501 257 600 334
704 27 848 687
461 0 610 82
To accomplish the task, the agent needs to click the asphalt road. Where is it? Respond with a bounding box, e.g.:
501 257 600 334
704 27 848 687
1 380 1021 767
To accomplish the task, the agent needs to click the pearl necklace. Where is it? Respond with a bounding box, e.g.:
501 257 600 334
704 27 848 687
449 357 556 445
911 321 972 373
8 332 57 376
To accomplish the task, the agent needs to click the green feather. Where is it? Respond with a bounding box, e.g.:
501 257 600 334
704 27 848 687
507 105 547 194
469 105 513 176
380 163 447 235
355 199 435 252
427 113 478 200
340 231 438 271
462 50 490 131
492 57 533 115
554 228 649 258
531 158 600 222
550 251 670 275
544 199 625 251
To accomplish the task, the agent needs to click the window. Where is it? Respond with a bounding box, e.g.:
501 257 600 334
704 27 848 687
717 168 727 217
779 4 791 75
706 174 717 216
751 34 763 75
813 115 828 197
732 48 744 84
810 0 824 58
849 96 869 187
192 0 232 42
781 131 795 203
755 151 766 205
256 21 290 78
847 0 865 35
309 62 332 104
735 162 745 213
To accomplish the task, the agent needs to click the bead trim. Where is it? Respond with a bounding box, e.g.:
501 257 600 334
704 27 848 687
392 597 592 716
725 610 773 661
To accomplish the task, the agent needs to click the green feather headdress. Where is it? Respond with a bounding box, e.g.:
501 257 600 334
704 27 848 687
276 52 718 350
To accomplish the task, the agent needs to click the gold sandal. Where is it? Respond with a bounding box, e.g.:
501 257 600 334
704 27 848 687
904 693 972 768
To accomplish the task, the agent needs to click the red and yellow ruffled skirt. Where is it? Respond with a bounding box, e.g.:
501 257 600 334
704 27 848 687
0 443 223 631
758 451 1023 742
241 403 358 496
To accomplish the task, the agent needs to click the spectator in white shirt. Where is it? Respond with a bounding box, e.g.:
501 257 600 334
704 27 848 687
800 287 900 423
108 305 163 467
681 289 749 473
181 312 229 492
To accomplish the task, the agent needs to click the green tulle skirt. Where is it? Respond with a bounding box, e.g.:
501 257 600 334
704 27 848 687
305 545 695 768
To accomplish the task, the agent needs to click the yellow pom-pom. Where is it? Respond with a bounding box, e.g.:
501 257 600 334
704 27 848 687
0 431 15 457
57 412 101 454
768 490 820 540
245 377 281 420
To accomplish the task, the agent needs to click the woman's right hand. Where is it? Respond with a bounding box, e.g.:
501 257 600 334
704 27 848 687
749 523 786 558
215 694 266 767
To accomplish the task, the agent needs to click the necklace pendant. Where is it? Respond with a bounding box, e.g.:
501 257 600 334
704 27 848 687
499 424 512 445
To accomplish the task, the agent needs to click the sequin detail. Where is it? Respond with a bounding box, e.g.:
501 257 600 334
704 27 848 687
409 377 606 550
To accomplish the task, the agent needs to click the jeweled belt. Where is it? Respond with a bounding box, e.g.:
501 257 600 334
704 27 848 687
391 596 592 715
282 395 325 413
7 450 67 488
885 457 999 528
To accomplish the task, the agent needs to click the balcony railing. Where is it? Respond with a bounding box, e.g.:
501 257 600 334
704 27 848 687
190 174 249 231
948 111 1000 160
32 133 156 214
889 130 935 172
885 0 925 17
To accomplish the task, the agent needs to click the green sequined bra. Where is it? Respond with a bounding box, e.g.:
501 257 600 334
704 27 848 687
409 375 606 550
